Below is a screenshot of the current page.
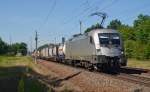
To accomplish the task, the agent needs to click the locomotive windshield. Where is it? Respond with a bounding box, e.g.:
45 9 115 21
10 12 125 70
98 33 120 46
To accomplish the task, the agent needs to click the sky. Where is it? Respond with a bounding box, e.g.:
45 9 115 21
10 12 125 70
0 0 150 51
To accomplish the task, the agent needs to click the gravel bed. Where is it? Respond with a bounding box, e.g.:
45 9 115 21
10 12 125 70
38 60 150 92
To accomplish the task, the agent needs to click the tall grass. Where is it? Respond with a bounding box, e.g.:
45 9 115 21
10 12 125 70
128 59 150 69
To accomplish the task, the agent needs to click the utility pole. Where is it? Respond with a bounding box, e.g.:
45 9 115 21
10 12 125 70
80 21 82 34
54 37 56 44
9 34 12 46
35 31 38 63
30 37 33 54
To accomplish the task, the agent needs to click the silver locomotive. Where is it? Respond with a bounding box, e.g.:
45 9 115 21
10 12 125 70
63 29 127 70
37 28 127 71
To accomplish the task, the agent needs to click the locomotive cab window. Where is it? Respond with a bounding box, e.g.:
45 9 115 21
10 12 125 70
98 33 120 46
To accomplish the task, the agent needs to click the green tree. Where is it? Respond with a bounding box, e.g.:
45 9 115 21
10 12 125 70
118 25 135 41
134 14 150 44
144 42 150 59
132 41 146 59
124 40 135 58
134 14 150 28
0 37 8 54
107 19 122 29
19 43 27 55
107 14 150 59
0 37 27 55
11 42 27 55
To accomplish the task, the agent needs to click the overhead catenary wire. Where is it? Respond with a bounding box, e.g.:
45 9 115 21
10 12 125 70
81 0 150 28
34 0 56 48
38 0 57 31
77 0 118 23
83 0 118 20
58 0 118 36
62 0 91 25
96 0 118 12
58 0 105 32
40 0 79 44
100 1 150 25
62 0 106 25
76 0 118 29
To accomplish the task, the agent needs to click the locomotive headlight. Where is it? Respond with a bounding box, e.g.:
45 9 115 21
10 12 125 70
120 48 124 54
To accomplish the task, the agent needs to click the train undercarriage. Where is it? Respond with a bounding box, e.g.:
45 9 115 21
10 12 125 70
38 55 127 72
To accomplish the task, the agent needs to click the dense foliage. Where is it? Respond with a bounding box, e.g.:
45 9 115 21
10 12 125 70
0 38 9 54
85 14 150 60
0 38 27 56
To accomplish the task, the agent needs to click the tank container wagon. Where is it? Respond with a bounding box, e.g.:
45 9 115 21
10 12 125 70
37 44 55 60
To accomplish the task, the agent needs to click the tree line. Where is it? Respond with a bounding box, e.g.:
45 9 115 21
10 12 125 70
0 38 27 56
85 14 150 60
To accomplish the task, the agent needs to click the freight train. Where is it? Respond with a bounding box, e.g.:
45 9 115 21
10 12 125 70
35 29 127 71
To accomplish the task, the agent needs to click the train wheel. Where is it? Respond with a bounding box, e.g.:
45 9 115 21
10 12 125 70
88 64 94 71
71 60 75 66
101 63 110 72
95 63 102 72
114 61 120 72
65 60 70 65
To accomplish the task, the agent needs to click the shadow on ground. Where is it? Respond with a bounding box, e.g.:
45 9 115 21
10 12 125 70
97 67 148 75
119 67 148 74
0 66 53 92
0 65 81 92
48 72 81 87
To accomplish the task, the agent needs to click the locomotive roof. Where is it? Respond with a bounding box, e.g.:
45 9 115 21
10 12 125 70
88 28 119 34
68 28 119 42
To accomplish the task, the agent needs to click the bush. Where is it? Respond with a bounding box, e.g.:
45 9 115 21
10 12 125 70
124 40 135 58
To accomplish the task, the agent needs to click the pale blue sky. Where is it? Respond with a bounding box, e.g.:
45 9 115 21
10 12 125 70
0 0 150 51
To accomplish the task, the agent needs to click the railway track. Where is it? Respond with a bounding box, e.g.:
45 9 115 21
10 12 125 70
38 59 150 88
94 71 150 87
116 73 150 87
115 67 150 87
98 67 150 87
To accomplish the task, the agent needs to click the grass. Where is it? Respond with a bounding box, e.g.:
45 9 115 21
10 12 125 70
0 56 51 92
0 56 40 74
1 55 149 69
23 77 50 92
0 56 34 67
0 56 34 79
127 59 150 69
